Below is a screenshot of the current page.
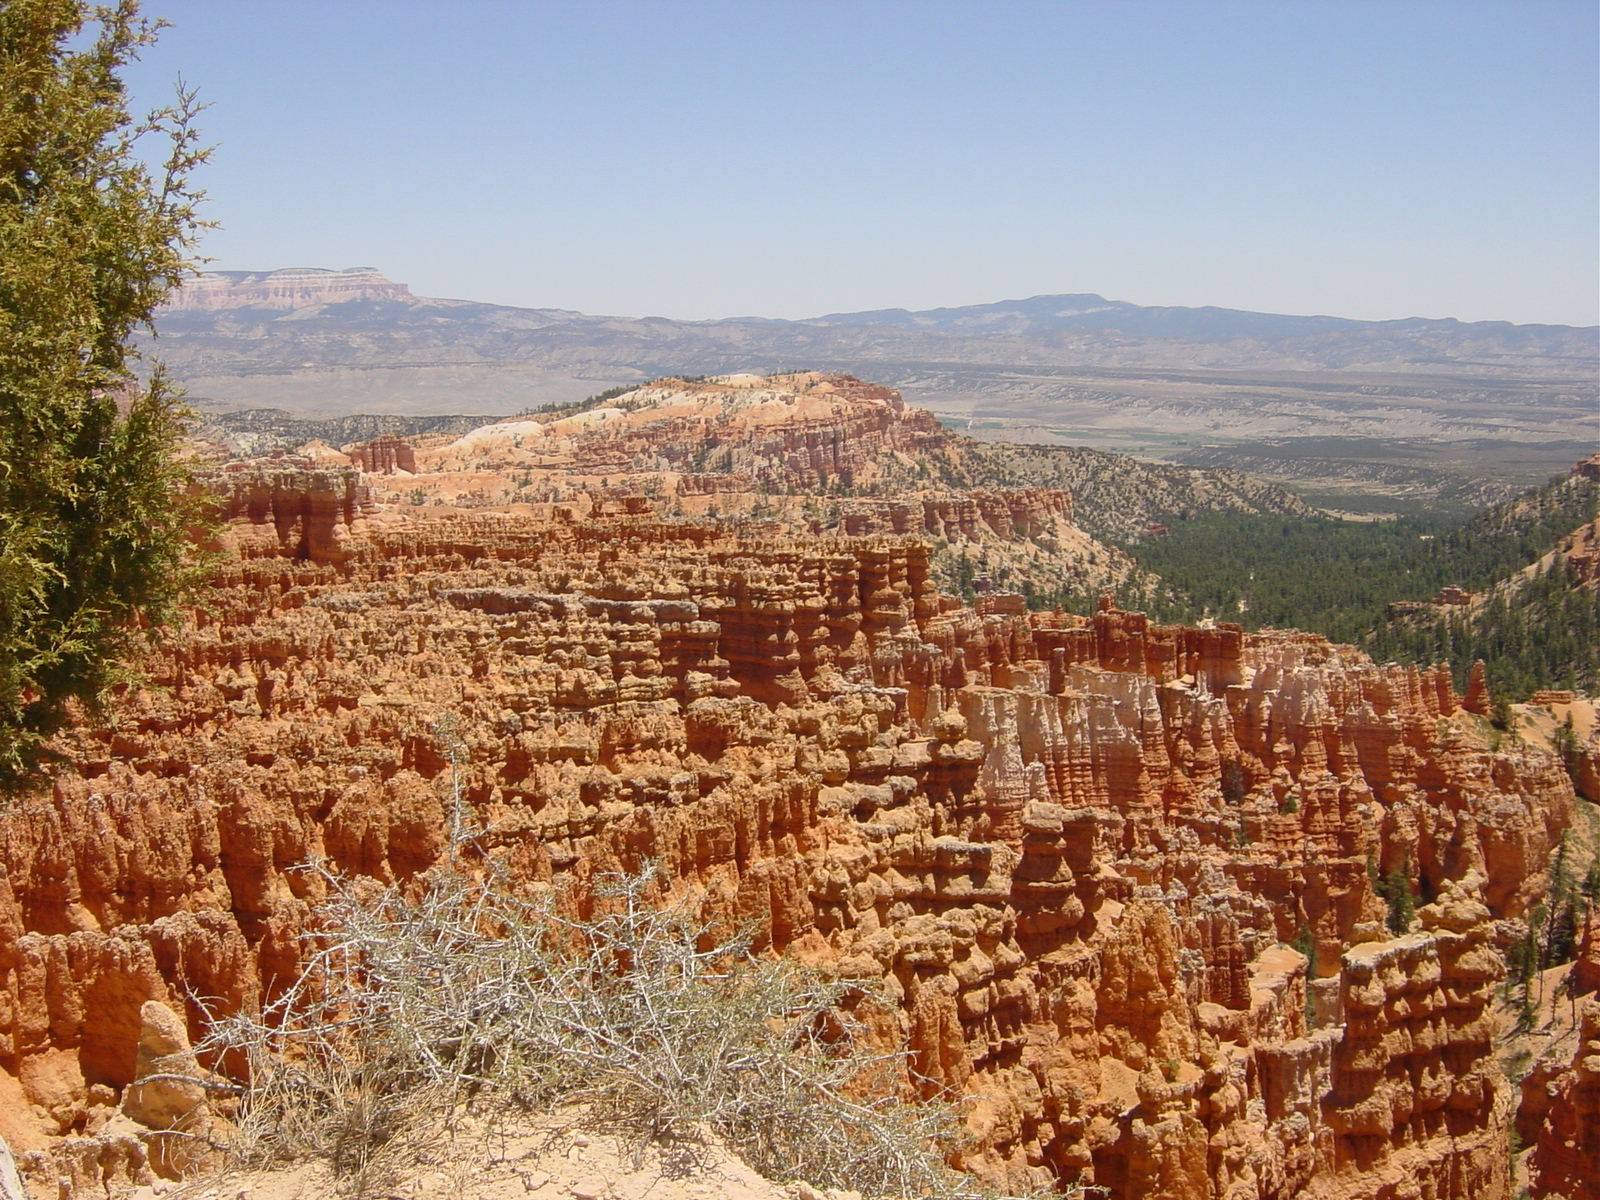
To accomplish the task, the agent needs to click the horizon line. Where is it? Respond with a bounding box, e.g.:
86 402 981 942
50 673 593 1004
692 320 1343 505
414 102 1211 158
180 266 1600 333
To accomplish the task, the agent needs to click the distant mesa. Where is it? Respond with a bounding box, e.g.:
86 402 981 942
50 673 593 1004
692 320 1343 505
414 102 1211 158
150 268 1598 492
167 266 413 312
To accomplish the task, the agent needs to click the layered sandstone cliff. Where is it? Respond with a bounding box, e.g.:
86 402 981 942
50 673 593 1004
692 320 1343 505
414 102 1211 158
404 372 944 490
359 372 1147 604
0 469 1574 1199
167 267 413 312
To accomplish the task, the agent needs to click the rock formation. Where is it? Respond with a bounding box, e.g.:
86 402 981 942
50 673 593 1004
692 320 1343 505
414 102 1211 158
120 1002 208 1132
167 267 412 312
407 372 946 489
1576 910 1600 999
0 382 1581 1199
346 435 417 474
1519 999 1600 1200
381 372 1146 602
211 460 368 561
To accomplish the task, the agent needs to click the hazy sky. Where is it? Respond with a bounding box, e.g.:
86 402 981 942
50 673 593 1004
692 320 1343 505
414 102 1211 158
123 1 1599 325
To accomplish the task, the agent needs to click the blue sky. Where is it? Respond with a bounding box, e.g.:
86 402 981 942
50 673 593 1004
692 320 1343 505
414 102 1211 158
123 1 1599 325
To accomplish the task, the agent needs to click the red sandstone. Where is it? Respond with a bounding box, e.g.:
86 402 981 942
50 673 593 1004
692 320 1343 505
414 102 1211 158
0 383 1584 1200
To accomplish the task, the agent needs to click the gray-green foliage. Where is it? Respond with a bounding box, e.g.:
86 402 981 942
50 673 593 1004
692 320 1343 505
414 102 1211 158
202 859 1049 1199
0 0 211 783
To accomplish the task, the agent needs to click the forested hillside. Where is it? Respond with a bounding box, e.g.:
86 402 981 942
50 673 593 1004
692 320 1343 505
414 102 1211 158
1125 467 1599 697
1371 554 1599 698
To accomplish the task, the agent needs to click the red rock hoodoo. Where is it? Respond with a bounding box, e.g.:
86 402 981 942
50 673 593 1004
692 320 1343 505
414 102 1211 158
347 435 417 474
0 377 1583 1199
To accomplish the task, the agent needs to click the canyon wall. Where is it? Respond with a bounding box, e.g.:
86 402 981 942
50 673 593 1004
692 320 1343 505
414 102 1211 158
836 489 1074 543
1517 913 1600 1200
0 470 1577 1198
1519 998 1600 1200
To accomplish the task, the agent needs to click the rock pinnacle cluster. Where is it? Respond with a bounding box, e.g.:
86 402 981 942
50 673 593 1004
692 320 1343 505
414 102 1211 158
0 374 1590 1199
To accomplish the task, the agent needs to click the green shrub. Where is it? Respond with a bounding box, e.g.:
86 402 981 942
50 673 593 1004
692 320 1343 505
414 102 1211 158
0 0 212 785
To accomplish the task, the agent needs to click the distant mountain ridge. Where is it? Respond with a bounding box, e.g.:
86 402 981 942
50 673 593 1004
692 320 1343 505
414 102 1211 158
149 269 1598 501
805 291 1593 338
153 270 1599 397
168 268 1597 340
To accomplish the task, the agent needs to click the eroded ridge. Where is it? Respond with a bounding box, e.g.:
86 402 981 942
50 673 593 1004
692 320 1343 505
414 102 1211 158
0 465 1579 1200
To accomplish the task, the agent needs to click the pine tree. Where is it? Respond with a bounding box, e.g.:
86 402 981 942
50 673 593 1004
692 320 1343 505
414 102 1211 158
1540 835 1579 969
1550 834 1573 901
1581 860 1600 905
1378 866 1417 934
1516 974 1537 1034
1523 904 1545 1012
0 0 211 785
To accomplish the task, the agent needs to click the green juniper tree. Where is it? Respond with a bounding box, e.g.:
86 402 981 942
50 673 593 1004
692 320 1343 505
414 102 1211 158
1518 906 1543 1028
1551 713 1581 782
1 0 211 785
1581 860 1600 906
1377 865 1417 934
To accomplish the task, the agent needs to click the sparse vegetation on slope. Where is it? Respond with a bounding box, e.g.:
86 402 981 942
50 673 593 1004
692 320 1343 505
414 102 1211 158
885 437 1309 544
204 853 1044 1199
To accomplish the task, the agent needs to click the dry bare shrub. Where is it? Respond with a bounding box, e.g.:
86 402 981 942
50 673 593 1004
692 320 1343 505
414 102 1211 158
199 857 1047 1199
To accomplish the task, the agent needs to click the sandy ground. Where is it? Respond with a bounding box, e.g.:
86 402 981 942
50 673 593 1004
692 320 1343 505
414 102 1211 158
1518 695 1596 748
104 1121 830 1200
